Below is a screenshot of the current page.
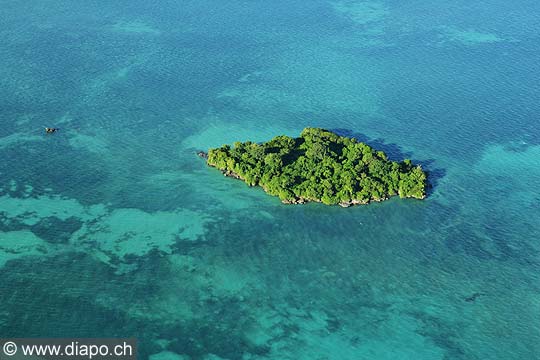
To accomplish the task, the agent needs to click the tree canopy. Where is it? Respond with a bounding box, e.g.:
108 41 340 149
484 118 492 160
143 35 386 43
206 128 427 206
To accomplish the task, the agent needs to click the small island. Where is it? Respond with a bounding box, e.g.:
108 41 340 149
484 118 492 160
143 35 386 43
204 128 427 206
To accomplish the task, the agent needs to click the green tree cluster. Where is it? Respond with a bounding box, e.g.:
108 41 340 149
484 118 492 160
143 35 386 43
207 128 427 205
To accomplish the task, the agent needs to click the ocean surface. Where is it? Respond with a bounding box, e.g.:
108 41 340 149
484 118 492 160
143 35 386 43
1 0 539 359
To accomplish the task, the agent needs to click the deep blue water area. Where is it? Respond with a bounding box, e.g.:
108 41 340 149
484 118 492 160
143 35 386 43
1 1 539 359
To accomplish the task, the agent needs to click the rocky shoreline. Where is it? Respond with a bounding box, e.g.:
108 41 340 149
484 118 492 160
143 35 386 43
198 151 243 179
196 151 208 159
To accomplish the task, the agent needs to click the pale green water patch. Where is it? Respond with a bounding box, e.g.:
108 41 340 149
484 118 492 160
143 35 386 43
475 142 540 180
438 26 504 45
0 192 214 272
331 1 389 25
0 230 54 268
68 132 109 154
0 192 106 225
0 133 45 149
181 118 302 151
70 207 211 267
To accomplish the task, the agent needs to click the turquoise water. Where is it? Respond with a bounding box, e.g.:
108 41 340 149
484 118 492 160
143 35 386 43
1 0 539 359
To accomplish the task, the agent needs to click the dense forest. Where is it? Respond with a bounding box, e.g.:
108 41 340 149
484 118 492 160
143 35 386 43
206 128 427 206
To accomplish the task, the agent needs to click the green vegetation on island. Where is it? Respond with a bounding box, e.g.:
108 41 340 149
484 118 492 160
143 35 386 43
205 128 427 206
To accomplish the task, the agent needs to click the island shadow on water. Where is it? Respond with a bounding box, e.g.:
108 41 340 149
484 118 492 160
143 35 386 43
331 128 446 195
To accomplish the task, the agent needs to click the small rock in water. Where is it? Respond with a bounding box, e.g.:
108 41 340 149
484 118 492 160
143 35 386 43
465 292 486 302
196 151 208 159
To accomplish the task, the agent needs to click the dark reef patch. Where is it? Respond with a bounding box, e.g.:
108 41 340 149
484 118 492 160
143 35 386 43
30 216 84 244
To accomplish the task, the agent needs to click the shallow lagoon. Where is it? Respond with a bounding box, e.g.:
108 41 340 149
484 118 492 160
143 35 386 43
1 0 539 359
